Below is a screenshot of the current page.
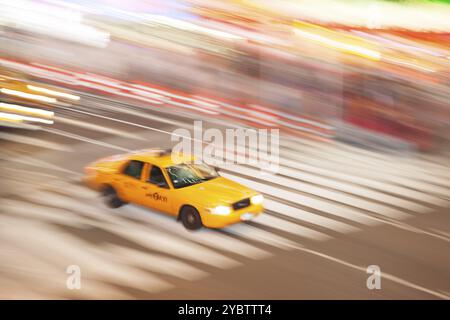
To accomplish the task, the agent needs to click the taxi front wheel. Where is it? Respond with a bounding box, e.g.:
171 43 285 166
180 206 203 230
102 186 125 209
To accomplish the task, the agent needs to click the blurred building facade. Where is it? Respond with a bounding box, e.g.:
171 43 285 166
1 0 449 152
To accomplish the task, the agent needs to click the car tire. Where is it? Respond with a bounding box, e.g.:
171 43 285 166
180 206 202 230
102 186 124 208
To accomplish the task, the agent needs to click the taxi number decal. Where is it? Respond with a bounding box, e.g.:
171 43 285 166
146 192 167 202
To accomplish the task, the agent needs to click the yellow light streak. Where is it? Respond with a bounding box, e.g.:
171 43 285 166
293 28 381 61
0 112 54 124
0 102 54 119
27 85 80 101
0 88 57 103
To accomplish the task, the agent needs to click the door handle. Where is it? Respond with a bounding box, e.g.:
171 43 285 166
141 186 148 190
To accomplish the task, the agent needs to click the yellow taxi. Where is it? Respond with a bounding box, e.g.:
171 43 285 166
84 149 264 230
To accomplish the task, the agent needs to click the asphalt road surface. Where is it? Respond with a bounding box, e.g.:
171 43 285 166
1 91 449 299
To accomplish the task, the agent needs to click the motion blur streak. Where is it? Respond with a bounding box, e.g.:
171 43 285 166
0 0 449 300
0 88 57 103
143 15 244 40
0 102 54 118
0 111 53 124
0 0 110 47
27 85 80 101
292 22 381 61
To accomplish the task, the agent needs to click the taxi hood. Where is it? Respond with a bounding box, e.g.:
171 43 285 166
184 176 257 206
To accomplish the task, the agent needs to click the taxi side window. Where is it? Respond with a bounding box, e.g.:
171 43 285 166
123 160 144 180
148 165 169 188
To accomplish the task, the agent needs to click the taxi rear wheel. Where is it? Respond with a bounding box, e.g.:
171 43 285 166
180 206 202 230
102 186 124 209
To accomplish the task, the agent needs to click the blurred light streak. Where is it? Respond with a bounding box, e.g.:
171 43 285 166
382 56 436 73
0 113 22 123
247 0 450 32
293 28 381 61
0 88 57 103
0 102 54 119
351 31 446 58
143 14 245 40
27 85 80 101
0 111 53 124
0 0 110 47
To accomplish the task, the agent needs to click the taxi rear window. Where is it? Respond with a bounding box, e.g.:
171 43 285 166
123 160 144 180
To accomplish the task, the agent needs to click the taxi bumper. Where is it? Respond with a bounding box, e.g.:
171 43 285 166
201 204 263 228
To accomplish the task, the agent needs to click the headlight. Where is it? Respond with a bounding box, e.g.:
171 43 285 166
250 194 264 205
210 205 232 215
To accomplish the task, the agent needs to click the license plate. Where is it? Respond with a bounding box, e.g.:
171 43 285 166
240 213 254 221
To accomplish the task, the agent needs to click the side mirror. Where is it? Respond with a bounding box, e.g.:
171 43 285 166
214 166 220 172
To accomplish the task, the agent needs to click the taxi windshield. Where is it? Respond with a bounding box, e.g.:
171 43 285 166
166 163 219 189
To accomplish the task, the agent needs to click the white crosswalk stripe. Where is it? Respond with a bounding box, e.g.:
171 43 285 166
47 180 99 199
263 199 359 233
204 149 447 211
277 156 448 205
102 245 208 281
220 172 378 226
1 199 89 227
223 223 300 250
122 205 272 260
278 146 450 196
22 191 241 269
220 164 415 219
281 140 450 188
252 214 332 241
273 165 433 211
0 216 174 294
1 123 449 298
0 132 72 151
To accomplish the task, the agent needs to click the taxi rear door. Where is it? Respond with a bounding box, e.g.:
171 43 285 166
115 159 145 202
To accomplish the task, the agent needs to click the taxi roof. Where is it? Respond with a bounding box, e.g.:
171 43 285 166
127 149 195 168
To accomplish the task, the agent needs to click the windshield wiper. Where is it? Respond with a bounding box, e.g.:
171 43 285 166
202 176 217 181
182 180 203 187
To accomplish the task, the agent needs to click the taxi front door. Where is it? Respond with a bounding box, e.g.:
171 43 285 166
135 163 172 214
